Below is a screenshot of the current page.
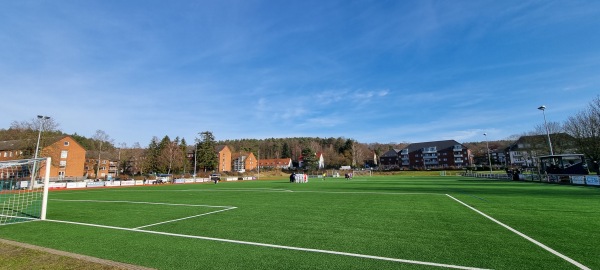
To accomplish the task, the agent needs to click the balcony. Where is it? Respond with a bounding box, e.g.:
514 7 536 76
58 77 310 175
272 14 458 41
424 159 439 165
423 148 437 154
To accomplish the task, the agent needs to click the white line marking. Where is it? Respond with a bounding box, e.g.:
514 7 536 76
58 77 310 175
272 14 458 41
44 218 490 270
446 194 591 270
295 191 443 196
51 199 234 208
134 207 236 229
51 199 237 229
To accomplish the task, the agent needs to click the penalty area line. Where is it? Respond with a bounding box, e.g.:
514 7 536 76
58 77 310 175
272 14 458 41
50 199 234 208
43 219 489 270
446 194 590 270
134 207 237 229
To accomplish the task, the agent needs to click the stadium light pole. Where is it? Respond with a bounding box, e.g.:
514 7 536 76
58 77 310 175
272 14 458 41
537 105 554 155
33 115 50 160
31 115 50 190
483 133 492 173
193 142 198 180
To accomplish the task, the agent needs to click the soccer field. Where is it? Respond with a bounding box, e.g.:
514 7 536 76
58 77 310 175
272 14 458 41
0 176 598 269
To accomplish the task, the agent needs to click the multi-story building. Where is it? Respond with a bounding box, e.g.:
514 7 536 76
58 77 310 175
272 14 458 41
85 157 111 179
396 140 471 169
215 145 232 172
0 135 86 180
505 133 578 167
232 152 257 172
379 149 401 169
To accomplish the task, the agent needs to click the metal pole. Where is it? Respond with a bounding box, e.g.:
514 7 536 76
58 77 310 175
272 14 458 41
30 115 49 190
193 142 198 179
538 105 554 155
33 115 50 159
484 133 492 173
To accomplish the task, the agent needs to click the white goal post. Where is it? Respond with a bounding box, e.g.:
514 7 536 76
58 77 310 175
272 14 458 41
0 157 51 225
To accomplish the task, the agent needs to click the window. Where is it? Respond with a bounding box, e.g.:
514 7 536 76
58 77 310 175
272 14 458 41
61 150 68 159
59 160 67 167
3 152 6 157
64 141 70 146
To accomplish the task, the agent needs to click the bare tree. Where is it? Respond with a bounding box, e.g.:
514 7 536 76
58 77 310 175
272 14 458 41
157 136 184 174
92 130 112 179
563 96 600 172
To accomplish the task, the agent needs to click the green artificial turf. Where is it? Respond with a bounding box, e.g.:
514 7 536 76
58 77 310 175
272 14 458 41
0 176 598 269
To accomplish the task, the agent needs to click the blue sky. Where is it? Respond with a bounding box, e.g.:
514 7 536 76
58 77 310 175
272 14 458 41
2 1 599 146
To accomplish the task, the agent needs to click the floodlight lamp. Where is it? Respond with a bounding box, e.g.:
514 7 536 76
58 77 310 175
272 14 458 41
538 105 546 111
37 115 43 119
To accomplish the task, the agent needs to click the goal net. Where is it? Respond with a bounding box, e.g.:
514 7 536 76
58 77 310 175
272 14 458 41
0 157 50 225
352 170 372 177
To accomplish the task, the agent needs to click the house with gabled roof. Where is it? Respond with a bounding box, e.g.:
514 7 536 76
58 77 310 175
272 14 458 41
258 158 292 169
379 149 401 169
232 152 257 172
0 135 86 179
298 152 325 169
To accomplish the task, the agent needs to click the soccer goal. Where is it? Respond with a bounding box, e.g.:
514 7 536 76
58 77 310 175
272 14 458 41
0 157 50 225
352 170 372 177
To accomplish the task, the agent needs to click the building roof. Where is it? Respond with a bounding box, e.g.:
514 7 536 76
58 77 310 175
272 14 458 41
380 149 401 157
258 158 292 165
0 135 82 152
0 139 28 151
403 140 464 153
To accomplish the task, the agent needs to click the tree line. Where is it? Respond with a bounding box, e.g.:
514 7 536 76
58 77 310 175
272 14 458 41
2 95 599 174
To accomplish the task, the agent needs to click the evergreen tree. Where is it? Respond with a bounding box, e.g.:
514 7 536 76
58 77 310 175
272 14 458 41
197 131 218 172
157 135 171 173
301 147 317 171
144 136 161 174
180 138 190 175
282 142 291 158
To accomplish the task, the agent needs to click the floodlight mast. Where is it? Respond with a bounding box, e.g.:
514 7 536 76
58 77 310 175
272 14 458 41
538 105 554 155
33 115 50 160
483 133 492 173
31 115 50 190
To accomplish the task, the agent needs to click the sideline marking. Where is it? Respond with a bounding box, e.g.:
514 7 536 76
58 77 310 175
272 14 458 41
44 218 490 270
446 194 590 270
